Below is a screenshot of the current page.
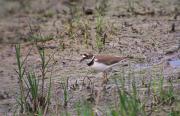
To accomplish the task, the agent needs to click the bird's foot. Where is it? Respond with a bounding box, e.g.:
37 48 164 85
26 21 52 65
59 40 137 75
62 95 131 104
102 78 109 85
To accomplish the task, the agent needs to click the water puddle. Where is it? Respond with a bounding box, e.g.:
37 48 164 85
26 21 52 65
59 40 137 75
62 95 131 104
168 60 180 68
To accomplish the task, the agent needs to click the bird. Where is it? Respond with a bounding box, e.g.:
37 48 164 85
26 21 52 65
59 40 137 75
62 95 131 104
80 53 132 83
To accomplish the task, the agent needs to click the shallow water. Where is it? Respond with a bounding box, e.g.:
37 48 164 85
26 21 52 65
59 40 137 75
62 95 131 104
168 60 180 68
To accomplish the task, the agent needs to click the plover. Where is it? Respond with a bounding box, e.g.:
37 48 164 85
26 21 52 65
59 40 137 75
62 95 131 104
80 53 132 83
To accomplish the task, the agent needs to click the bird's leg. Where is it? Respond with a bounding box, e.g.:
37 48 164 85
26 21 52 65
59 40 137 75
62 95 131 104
102 71 108 84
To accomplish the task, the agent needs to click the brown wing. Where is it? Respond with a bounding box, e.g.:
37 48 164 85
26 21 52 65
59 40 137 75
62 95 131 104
95 55 127 65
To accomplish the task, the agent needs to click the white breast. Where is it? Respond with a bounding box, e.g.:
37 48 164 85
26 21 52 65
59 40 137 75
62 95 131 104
90 61 109 72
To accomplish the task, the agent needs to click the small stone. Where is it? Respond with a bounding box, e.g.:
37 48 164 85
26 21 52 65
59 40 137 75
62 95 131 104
83 8 94 15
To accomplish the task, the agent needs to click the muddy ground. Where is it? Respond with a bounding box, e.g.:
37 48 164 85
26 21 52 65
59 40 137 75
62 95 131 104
0 0 180 115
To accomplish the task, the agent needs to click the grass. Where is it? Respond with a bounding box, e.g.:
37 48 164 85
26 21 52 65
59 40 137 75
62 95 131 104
9 0 180 115
110 66 180 116
15 44 52 115
62 77 69 108
94 0 110 52
14 44 180 115
127 0 135 14
95 15 106 52
64 1 82 39
80 19 91 48
110 75 146 116
13 15 180 116
28 33 54 43
96 0 109 16
15 44 27 113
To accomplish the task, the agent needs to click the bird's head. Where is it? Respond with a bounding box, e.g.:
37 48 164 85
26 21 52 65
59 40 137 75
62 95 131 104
80 53 94 62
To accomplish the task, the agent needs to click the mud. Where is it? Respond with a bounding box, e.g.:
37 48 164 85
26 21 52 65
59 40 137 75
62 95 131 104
0 0 179 115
